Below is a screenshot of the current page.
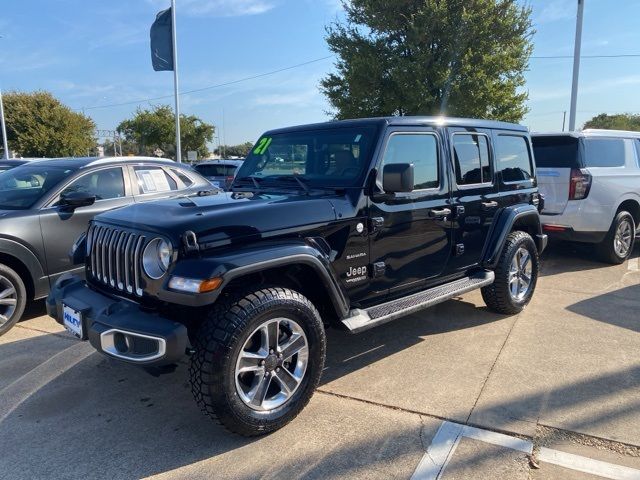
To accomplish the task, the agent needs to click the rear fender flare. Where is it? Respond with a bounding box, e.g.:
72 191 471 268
481 205 544 268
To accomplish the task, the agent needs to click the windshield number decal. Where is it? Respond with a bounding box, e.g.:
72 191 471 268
253 137 272 155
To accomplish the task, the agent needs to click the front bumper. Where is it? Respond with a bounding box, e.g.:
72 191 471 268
47 275 189 366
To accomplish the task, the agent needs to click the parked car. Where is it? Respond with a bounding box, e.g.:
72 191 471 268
532 129 640 263
47 117 546 436
0 156 211 335
194 159 243 190
0 159 32 172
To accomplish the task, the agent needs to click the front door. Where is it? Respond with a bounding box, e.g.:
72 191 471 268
39 166 132 283
368 128 452 298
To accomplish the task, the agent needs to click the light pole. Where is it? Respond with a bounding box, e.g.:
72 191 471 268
0 87 9 159
568 0 585 131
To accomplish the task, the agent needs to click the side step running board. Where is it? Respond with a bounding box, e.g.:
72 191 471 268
341 271 495 333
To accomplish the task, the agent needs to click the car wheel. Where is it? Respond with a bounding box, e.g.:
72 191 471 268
189 287 326 436
482 231 539 315
0 263 27 336
596 211 636 265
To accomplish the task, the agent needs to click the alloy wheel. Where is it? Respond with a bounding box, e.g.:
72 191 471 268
235 317 309 411
0 275 18 327
508 247 532 301
614 219 633 258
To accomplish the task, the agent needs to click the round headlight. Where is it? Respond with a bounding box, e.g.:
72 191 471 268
142 238 173 279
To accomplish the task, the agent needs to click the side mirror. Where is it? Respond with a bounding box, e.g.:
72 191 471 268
382 163 414 193
60 191 96 210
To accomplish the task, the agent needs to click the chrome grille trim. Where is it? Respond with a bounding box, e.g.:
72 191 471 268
88 225 145 297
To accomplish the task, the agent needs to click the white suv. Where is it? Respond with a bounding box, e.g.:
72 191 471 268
532 129 640 264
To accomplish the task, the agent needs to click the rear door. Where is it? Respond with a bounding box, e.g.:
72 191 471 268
531 135 580 214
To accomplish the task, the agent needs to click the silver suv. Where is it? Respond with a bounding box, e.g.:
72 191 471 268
532 129 640 264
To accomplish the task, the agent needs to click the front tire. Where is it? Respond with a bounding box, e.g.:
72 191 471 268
482 231 539 315
189 287 326 436
0 263 27 337
596 211 635 265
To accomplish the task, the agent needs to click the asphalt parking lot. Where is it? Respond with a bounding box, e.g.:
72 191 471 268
1 241 639 480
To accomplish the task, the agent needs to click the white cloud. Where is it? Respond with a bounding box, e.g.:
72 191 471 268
535 0 576 24
529 75 640 102
252 89 320 107
147 0 277 17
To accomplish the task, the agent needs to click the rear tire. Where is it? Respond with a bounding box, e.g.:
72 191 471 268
596 211 635 265
482 231 539 315
0 263 27 337
189 287 326 436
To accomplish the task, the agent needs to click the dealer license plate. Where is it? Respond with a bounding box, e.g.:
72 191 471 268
62 304 83 338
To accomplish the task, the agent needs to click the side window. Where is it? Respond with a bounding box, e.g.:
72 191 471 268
584 138 626 167
635 140 640 168
495 135 533 183
61 167 125 201
133 166 178 194
452 134 491 185
169 168 195 187
381 133 439 190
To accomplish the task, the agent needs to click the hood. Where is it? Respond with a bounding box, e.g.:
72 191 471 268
95 191 338 246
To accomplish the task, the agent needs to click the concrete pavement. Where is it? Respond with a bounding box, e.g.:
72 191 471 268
0 241 639 479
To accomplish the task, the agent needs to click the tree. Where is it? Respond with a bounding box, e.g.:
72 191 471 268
320 0 534 122
214 142 254 158
1 91 95 157
117 105 214 159
583 113 640 132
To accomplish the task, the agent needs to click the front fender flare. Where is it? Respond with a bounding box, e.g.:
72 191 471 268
159 242 349 317
481 204 546 269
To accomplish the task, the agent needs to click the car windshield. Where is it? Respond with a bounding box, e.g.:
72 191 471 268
0 165 77 209
195 164 236 177
234 126 378 189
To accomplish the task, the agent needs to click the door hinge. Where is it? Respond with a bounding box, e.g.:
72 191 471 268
369 217 384 233
456 206 465 216
372 261 386 278
455 243 465 256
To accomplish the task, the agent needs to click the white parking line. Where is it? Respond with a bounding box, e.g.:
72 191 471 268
538 447 640 480
412 421 640 480
0 341 94 423
411 421 463 480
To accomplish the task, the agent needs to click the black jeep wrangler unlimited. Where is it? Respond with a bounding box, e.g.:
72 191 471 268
47 117 547 436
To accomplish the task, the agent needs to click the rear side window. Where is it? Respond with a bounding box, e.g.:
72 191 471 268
532 136 579 168
495 135 533 183
195 164 227 177
452 134 491 185
169 168 195 187
636 140 640 167
382 133 439 190
584 138 625 167
133 166 178 194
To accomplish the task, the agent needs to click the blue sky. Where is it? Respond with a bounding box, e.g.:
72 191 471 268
1 0 640 146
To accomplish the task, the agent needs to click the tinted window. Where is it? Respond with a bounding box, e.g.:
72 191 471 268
133 166 178 194
636 140 640 167
170 168 195 187
532 136 580 168
382 133 439 190
453 134 491 185
584 138 625 167
496 135 533 182
195 164 227 177
61 168 125 201
236 127 377 188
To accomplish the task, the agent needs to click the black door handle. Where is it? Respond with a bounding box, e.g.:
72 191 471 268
428 208 452 218
481 201 498 210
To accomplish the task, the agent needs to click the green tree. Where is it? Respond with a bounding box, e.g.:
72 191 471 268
117 105 214 159
1 91 95 157
214 142 254 158
583 113 640 132
320 0 534 122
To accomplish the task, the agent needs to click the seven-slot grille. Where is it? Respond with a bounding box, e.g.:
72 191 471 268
87 224 146 296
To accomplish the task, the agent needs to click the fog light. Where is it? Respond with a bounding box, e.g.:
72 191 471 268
169 276 223 293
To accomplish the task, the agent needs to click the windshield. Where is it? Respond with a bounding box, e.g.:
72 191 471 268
234 126 378 189
0 165 77 209
195 164 237 177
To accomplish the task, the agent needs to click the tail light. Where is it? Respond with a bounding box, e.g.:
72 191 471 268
226 176 234 183
569 168 591 200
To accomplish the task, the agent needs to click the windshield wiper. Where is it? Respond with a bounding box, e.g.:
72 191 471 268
233 176 262 190
270 175 310 193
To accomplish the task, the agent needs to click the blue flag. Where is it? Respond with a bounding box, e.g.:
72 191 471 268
150 8 173 71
